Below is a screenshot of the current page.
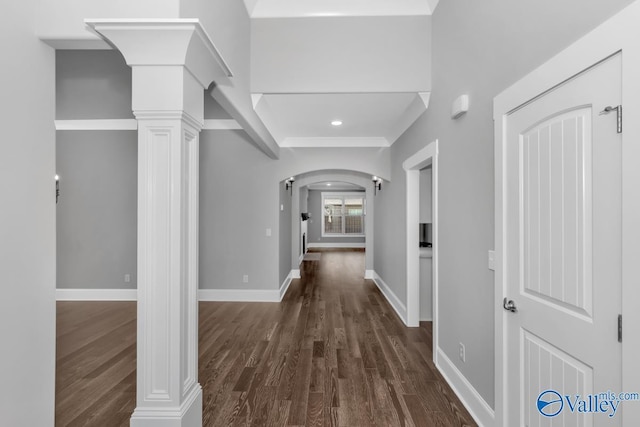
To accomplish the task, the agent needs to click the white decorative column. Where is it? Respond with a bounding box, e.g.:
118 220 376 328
86 20 232 427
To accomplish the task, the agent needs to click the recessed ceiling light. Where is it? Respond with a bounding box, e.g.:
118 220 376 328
331 120 343 126
327 183 332 186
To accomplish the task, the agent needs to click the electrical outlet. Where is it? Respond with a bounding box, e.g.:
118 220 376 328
242 275 249 283
124 274 131 283
280 204 284 211
266 228 272 237
459 343 466 363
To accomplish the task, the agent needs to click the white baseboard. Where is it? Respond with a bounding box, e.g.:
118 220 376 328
435 348 495 427
419 316 433 322
58 287 291 303
371 271 407 325
291 269 301 279
56 288 137 301
198 289 280 302
364 270 375 279
307 242 365 248
279 271 294 300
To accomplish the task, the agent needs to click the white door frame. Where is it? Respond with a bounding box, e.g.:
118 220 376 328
403 140 439 334
493 3 640 425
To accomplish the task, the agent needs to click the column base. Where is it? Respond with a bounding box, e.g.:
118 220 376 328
130 385 202 427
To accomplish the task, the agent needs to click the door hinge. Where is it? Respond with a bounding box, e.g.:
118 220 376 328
618 314 623 343
600 105 622 133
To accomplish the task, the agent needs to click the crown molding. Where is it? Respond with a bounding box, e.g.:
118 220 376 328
85 19 232 88
280 137 390 148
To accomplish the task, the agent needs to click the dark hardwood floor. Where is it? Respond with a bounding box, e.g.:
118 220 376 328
56 249 476 426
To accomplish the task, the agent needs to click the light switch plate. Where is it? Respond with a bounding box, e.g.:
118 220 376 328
488 250 496 271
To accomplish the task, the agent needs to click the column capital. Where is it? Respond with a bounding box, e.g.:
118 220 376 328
133 110 204 132
86 19 232 89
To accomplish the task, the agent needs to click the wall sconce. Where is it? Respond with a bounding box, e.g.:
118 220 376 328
55 174 60 204
373 176 382 195
285 176 295 195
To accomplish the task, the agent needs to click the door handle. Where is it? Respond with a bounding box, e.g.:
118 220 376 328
503 297 518 313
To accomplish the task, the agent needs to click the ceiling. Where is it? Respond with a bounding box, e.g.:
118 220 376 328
306 181 364 191
253 92 431 147
243 1 437 149
244 0 440 18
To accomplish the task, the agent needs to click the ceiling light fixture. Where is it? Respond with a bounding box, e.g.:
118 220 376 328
327 183 332 186
331 120 343 126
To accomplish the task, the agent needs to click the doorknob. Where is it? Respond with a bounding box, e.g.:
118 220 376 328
503 297 518 313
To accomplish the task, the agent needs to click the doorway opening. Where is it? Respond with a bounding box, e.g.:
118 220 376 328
403 141 439 345
287 171 377 280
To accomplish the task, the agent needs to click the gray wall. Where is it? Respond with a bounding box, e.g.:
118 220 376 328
55 51 271 291
419 166 432 224
56 131 137 289
56 50 133 119
56 50 229 120
199 130 280 290
204 92 232 119
0 0 56 423
251 15 431 93
373 0 636 408
279 178 292 285
299 186 308 213
307 190 366 244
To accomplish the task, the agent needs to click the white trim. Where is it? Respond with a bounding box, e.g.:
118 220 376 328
280 136 390 148
291 269 301 279
56 288 137 301
85 19 233 79
436 348 495 427
403 140 439 328
307 242 366 248
130 383 202 426
298 253 304 265
321 191 366 238
386 92 431 144
279 271 294 300
372 271 407 325
55 119 137 131
364 269 375 279
202 119 242 130
54 119 241 131
57 281 296 303
493 3 640 426
198 289 281 302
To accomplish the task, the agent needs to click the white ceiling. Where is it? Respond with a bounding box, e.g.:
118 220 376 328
306 181 364 191
244 1 436 149
245 0 440 18
253 92 430 147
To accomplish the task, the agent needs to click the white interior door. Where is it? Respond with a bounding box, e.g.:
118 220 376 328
503 53 622 426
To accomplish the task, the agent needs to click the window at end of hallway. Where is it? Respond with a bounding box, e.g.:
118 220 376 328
322 192 365 237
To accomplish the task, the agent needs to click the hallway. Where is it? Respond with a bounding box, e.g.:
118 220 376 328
56 249 475 426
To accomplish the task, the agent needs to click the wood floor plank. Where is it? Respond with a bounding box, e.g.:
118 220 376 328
55 249 477 427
